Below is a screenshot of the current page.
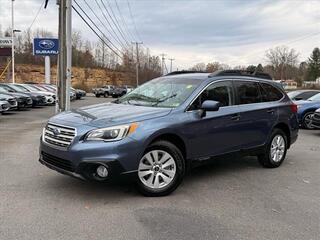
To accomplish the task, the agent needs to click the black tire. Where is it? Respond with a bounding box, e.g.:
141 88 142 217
302 112 315 129
136 140 185 197
95 94 101 98
258 128 288 168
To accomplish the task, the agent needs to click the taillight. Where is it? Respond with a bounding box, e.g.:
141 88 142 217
290 104 298 113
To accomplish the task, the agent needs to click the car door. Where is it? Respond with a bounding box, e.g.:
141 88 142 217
184 80 243 159
234 80 278 150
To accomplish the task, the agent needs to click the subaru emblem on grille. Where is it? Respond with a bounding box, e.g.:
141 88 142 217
52 127 61 136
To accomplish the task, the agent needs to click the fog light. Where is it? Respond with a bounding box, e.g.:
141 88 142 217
96 165 108 178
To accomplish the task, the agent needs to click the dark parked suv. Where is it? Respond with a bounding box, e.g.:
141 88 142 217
39 70 299 196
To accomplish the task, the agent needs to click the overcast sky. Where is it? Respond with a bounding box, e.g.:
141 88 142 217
0 0 319 69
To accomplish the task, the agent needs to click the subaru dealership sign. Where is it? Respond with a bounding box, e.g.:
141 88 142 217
33 38 59 55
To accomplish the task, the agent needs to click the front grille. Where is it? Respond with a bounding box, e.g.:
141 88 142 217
44 123 76 148
41 151 74 172
8 99 17 106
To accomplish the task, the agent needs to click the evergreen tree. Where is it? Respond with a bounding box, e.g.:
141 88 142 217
307 47 320 81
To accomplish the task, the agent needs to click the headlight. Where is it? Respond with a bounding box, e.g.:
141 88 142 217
85 123 138 141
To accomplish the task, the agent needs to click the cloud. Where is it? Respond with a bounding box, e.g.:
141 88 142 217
0 0 319 69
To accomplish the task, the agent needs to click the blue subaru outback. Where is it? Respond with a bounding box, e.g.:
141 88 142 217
39 70 299 196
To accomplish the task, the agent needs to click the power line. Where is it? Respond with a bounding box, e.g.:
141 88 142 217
126 0 142 42
73 0 123 55
72 3 123 59
105 0 132 46
81 0 124 49
82 0 127 50
27 0 44 31
93 0 128 50
100 0 131 48
114 0 136 42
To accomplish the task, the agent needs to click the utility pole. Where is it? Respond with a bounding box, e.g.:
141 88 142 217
66 0 72 111
160 53 166 75
169 58 175 73
57 0 67 112
11 0 15 83
132 41 143 87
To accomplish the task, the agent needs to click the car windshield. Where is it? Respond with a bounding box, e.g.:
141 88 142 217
308 93 320 101
9 84 28 92
22 85 39 92
287 91 301 99
117 77 201 108
0 85 10 93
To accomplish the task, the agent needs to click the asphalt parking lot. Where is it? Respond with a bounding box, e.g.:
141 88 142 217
0 96 319 240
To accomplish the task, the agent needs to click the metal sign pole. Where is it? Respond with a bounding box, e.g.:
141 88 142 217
45 56 50 84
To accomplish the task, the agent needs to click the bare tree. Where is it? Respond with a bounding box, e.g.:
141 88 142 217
189 63 206 72
265 46 299 80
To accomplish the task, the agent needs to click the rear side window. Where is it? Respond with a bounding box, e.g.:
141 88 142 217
260 83 283 102
234 81 261 105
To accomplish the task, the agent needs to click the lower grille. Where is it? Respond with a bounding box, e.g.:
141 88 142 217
8 99 17 106
41 152 74 172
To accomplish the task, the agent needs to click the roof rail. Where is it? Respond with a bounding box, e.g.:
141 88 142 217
165 70 208 76
209 70 272 80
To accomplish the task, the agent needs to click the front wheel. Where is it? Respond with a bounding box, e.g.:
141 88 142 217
302 112 315 129
136 141 185 197
258 129 288 168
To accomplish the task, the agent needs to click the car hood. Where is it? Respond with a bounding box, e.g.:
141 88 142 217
0 93 15 100
294 100 320 106
50 103 172 127
0 91 29 98
33 91 54 96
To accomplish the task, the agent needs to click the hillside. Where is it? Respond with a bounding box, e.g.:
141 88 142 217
0 64 135 91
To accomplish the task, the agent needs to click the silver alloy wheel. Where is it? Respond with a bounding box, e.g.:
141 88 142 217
270 135 286 163
138 150 176 189
304 113 314 129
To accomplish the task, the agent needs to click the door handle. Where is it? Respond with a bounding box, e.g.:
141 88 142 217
230 113 240 121
267 109 275 114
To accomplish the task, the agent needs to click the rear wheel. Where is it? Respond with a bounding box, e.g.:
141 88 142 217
302 112 315 129
258 129 288 168
136 141 185 197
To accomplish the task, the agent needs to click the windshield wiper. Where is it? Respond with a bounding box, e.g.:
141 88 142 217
125 93 159 103
152 93 177 106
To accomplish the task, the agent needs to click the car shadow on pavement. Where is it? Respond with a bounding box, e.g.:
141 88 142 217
42 156 261 200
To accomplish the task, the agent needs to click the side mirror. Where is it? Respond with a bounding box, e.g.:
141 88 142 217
201 100 220 112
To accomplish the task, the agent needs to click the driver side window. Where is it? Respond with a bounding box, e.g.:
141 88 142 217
189 81 233 111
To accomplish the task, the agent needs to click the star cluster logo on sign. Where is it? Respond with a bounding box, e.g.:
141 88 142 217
33 38 59 55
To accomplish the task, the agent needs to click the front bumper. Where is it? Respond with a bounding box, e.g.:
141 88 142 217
39 133 143 181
